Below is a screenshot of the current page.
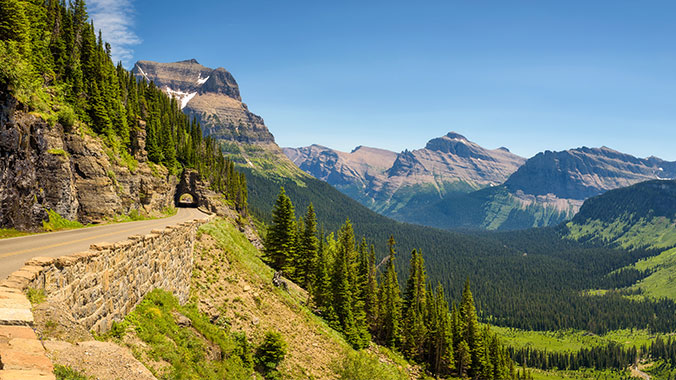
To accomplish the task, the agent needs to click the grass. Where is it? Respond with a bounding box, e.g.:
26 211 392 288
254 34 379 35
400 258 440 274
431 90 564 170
54 364 91 380
493 326 656 352
0 228 34 239
567 216 676 251
626 247 676 301
530 368 631 380
121 289 252 380
47 148 70 157
42 209 84 232
26 288 46 305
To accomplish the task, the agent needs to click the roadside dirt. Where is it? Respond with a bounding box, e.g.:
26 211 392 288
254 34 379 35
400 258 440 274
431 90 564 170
45 340 157 380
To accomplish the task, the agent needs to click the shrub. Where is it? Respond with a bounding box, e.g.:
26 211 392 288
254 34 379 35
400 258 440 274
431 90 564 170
256 331 287 378
57 106 76 130
42 209 83 231
26 288 46 305
54 364 90 380
335 351 408 380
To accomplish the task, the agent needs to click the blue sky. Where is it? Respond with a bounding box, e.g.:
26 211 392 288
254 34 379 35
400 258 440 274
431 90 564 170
93 1 676 160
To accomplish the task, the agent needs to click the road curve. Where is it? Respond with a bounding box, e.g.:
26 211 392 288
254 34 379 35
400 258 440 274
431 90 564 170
0 207 208 280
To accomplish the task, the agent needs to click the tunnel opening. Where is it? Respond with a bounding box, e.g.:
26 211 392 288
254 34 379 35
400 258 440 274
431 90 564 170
176 192 198 208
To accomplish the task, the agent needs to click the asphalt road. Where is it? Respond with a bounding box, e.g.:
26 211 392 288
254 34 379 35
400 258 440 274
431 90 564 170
0 207 208 280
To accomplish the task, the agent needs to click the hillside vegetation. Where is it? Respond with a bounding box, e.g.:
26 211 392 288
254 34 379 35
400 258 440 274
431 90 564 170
0 0 248 215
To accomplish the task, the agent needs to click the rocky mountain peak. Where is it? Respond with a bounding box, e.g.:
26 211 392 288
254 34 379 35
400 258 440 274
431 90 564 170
505 146 676 200
133 59 274 145
445 131 468 140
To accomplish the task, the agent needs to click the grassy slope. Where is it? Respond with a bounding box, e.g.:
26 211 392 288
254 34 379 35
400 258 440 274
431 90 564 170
103 216 413 380
493 326 656 352
628 247 676 300
565 180 676 301
193 218 414 379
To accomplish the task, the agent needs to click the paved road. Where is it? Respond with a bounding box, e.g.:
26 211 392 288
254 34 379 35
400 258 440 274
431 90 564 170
0 207 208 280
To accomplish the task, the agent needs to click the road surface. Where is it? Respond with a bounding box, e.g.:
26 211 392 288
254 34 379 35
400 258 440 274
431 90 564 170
0 207 208 280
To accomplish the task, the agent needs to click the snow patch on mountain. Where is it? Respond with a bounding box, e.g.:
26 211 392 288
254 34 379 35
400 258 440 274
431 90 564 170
197 73 209 85
164 86 197 109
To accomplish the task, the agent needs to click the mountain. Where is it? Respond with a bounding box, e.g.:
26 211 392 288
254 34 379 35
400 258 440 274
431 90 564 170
566 179 676 250
285 137 676 230
506 146 676 201
133 59 274 145
564 179 676 302
284 132 526 215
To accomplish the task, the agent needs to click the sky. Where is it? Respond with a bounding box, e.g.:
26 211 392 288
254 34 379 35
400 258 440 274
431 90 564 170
92 1 676 160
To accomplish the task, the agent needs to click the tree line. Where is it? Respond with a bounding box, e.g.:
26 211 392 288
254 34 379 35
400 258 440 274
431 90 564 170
509 336 676 372
0 0 247 212
263 187 532 379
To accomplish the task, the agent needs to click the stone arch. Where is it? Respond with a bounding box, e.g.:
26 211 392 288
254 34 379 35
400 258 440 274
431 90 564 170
175 170 201 208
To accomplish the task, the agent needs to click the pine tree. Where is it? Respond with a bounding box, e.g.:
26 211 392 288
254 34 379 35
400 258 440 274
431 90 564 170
331 220 367 348
0 0 32 56
377 236 402 348
426 283 455 377
364 244 379 332
263 187 296 273
402 249 427 360
297 204 319 288
460 278 484 378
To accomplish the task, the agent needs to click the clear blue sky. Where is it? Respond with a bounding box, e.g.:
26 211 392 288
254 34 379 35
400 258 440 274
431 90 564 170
94 1 676 160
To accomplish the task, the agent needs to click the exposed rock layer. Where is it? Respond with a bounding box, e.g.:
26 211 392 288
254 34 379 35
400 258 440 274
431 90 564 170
133 59 274 144
0 89 178 230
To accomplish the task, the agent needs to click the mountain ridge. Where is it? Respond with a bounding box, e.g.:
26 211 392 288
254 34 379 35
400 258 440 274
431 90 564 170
133 60 274 145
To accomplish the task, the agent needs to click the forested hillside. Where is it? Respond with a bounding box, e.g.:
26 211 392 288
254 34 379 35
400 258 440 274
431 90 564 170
0 0 247 213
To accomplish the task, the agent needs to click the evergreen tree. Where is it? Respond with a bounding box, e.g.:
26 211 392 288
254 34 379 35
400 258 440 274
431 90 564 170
297 204 319 288
0 0 31 55
402 249 427 360
263 187 296 273
377 236 402 348
364 244 379 332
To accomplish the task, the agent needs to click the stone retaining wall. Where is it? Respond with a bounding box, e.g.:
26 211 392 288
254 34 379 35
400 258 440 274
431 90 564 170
0 216 209 379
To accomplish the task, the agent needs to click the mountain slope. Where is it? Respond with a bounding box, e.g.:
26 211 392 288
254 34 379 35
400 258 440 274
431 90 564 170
284 132 526 217
566 179 676 250
133 59 274 145
564 179 676 302
506 147 676 201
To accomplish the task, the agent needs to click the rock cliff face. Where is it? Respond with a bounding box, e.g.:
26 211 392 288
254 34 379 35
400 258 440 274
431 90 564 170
133 59 274 144
505 147 676 200
284 132 526 214
0 88 177 230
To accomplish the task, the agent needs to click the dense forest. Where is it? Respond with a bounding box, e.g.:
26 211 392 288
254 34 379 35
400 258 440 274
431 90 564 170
244 168 676 335
0 0 247 212
510 336 676 372
263 187 531 379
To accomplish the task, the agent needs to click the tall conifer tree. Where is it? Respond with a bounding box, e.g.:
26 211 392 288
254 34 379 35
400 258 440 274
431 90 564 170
263 187 296 273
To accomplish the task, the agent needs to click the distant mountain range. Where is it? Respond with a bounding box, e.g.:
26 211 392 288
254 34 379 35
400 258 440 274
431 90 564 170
283 132 525 217
285 136 676 230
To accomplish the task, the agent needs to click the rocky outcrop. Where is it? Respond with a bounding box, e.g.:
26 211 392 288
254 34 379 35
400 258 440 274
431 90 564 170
505 146 676 200
0 88 177 230
176 169 227 216
133 59 274 145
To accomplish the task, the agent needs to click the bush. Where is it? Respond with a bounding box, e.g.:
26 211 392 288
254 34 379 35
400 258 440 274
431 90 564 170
54 364 90 380
26 288 46 305
256 331 287 378
335 351 408 380
57 106 76 130
42 209 83 231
